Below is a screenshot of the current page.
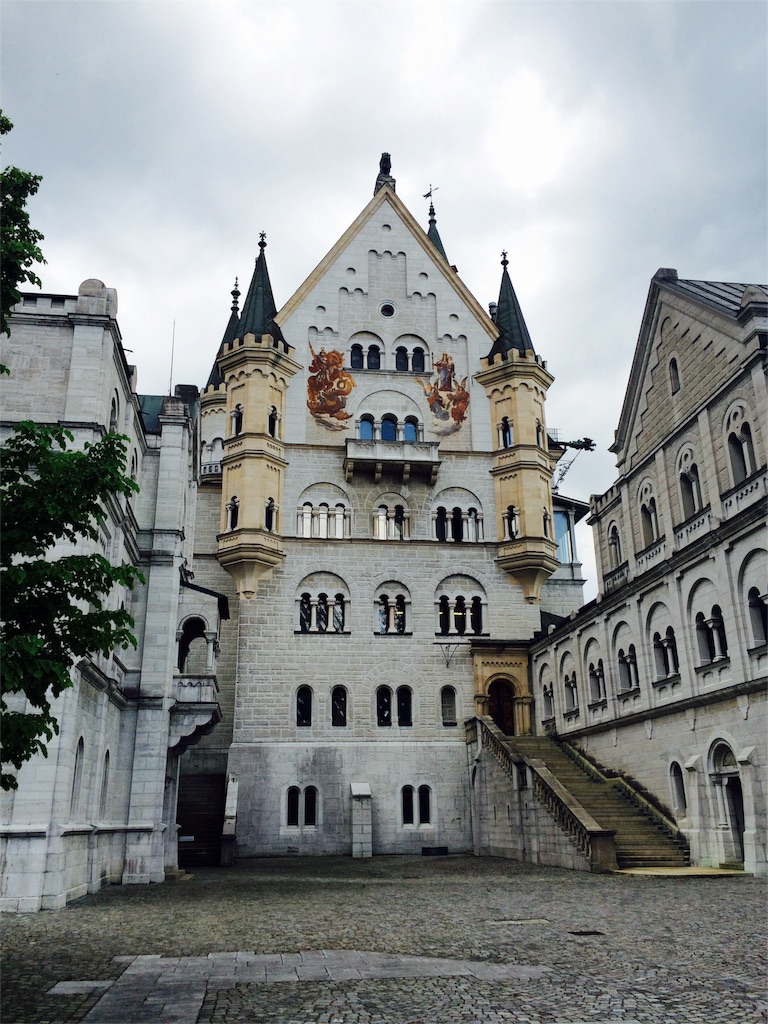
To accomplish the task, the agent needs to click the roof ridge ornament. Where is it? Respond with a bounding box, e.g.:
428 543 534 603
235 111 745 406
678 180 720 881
374 152 396 195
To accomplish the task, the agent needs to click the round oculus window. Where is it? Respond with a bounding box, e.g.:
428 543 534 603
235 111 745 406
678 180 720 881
379 302 396 318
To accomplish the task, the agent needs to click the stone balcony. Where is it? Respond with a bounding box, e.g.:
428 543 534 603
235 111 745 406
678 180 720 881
721 468 767 521
635 536 666 576
673 506 713 549
169 674 221 755
343 439 441 485
603 561 630 594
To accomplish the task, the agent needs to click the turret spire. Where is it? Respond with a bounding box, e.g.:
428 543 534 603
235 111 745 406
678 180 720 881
206 277 241 388
485 251 535 360
238 233 284 343
426 201 449 263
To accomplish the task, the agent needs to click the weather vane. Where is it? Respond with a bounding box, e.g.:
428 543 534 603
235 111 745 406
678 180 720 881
423 184 439 200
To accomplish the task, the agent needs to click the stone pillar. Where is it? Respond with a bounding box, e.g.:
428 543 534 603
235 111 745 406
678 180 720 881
350 783 372 858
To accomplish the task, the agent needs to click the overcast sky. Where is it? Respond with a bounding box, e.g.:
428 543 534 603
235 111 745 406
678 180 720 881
2 0 765 595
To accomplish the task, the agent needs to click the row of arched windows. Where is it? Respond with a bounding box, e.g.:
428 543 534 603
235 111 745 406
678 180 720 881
295 587 487 637
358 414 421 442
293 684 458 728
285 784 433 828
350 344 427 373
295 501 486 543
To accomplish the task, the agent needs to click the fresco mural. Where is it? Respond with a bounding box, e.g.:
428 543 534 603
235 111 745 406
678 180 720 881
417 353 468 434
307 342 356 429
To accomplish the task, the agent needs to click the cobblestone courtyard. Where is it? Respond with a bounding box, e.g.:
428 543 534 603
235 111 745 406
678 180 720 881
2 856 765 1024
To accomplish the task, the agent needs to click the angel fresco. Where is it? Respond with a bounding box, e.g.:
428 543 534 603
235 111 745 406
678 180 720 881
307 342 356 428
417 352 468 434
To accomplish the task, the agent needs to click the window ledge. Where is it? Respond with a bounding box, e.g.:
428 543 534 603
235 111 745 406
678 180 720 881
563 708 580 721
617 687 641 700
374 631 413 637
294 630 352 637
652 673 681 688
587 698 608 710
695 657 730 673
747 642 768 657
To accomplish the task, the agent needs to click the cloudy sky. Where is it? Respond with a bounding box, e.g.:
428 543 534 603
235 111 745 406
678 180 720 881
2 0 765 594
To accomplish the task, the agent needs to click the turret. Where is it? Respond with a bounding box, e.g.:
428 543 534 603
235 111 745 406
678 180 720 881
215 235 301 597
200 279 240 484
475 253 560 602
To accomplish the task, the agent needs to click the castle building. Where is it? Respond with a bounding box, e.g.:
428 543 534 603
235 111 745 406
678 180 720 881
529 271 768 875
1 158 765 909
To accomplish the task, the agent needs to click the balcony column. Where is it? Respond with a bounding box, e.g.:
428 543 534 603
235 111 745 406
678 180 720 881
175 629 183 671
387 509 396 539
431 510 438 540
309 598 319 632
707 618 725 660
477 512 484 542
448 599 459 635
387 599 396 632
373 419 382 440
204 631 218 672
403 511 410 540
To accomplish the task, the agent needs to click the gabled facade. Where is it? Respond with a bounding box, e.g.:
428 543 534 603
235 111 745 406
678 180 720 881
183 163 587 860
530 270 768 875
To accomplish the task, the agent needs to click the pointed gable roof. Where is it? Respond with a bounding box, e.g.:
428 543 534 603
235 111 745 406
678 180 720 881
484 253 535 361
206 279 241 388
238 233 284 343
276 182 498 346
611 268 767 465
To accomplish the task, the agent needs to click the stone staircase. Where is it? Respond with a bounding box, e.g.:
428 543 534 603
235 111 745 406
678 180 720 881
507 736 689 869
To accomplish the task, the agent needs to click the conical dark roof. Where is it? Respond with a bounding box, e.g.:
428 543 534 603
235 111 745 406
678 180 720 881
238 233 284 343
485 253 535 360
206 279 241 388
427 202 448 262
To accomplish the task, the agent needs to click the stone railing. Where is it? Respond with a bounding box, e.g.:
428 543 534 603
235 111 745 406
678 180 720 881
673 507 712 548
603 561 630 594
174 674 219 704
474 717 618 872
201 462 222 477
559 740 687 845
721 468 767 521
635 536 666 576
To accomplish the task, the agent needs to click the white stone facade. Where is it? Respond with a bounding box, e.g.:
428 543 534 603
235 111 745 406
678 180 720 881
530 272 768 875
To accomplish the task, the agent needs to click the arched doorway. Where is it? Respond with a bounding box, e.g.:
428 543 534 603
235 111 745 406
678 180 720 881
488 679 516 735
711 742 745 864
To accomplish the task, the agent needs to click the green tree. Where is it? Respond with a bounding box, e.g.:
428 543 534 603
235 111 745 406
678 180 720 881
0 425 144 790
1 111 46 336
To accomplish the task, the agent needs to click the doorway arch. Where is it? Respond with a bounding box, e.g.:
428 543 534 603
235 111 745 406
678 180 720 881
710 741 745 864
488 679 516 735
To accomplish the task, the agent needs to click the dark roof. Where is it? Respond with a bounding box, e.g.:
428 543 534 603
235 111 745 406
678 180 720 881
426 203 448 262
485 256 535 360
670 278 767 317
238 234 283 343
207 280 241 388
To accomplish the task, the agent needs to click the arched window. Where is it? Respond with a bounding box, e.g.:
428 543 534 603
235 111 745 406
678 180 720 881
331 686 347 727
268 406 279 438
451 507 463 543
109 394 119 432
99 751 110 819
333 593 346 633
441 686 457 727
315 593 328 632
748 587 768 647
608 523 622 569
394 594 406 634
438 595 450 635
304 786 318 826
678 446 703 520
418 785 431 824
412 347 425 373
453 596 466 635
695 604 728 663
669 358 680 394
359 416 374 441
504 505 518 540
436 507 448 542
536 420 544 446
588 661 605 702
178 616 207 672
665 626 679 673
350 344 364 369
403 417 418 442
296 686 312 727
299 593 311 633
402 785 415 825
227 497 239 530
396 686 412 727
711 605 728 658
725 404 757 485
470 596 483 635
670 763 687 815
564 674 579 712
367 345 381 370
287 786 300 827
232 404 243 436
265 497 276 532
500 416 513 448
641 497 658 547
696 612 715 663
376 686 392 727
542 684 554 719
70 737 85 818
395 346 408 371
381 415 397 441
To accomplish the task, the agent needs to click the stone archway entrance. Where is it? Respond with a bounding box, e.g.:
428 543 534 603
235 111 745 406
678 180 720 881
711 742 745 865
488 679 516 735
